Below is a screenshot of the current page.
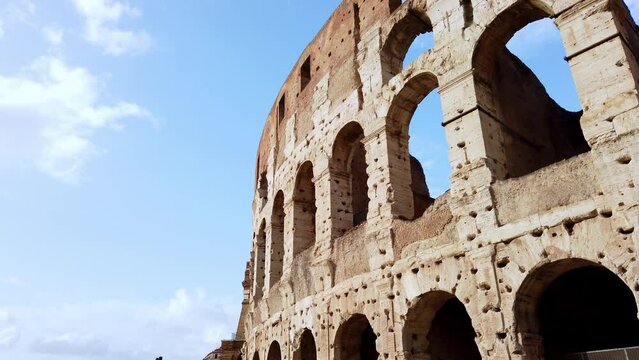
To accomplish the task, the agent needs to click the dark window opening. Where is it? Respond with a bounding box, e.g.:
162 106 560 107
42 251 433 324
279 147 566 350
294 329 317 360
539 266 639 359
335 314 378 360
293 162 316 255
403 291 481 360
331 122 369 235
269 191 285 287
278 94 286 123
258 171 268 204
300 56 311 91
427 298 481 360
268 342 282 360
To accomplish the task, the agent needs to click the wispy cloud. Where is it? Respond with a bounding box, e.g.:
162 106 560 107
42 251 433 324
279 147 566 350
71 0 152 56
506 18 559 60
0 56 152 184
0 310 19 350
42 26 64 45
3 289 238 360
32 333 109 357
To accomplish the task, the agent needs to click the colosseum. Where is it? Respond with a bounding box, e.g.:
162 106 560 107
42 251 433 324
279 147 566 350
210 0 639 359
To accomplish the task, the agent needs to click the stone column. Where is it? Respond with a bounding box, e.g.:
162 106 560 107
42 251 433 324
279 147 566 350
556 0 639 143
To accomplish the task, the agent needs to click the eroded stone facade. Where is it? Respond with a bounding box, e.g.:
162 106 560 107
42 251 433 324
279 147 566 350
238 0 639 359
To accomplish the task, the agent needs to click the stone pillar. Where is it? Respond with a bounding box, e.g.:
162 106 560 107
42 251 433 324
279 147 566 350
282 199 296 279
468 246 510 360
329 170 355 239
253 242 266 300
556 0 639 144
363 125 414 223
439 70 500 240
556 0 639 213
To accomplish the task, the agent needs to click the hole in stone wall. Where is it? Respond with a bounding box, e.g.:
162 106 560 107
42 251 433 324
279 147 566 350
294 329 317 360
408 89 451 217
258 171 268 205
402 32 434 68
268 342 282 360
538 266 639 358
388 73 449 219
331 122 370 235
473 7 590 180
403 291 481 360
301 56 311 91
381 10 433 82
270 191 285 288
293 161 317 254
278 94 286 123
334 314 379 360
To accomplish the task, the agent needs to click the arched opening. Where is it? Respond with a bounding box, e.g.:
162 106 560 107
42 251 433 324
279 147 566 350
403 291 480 360
402 32 434 68
269 191 285 288
293 161 316 255
381 9 432 82
253 219 266 299
472 2 590 180
516 260 639 359
268 342 282 360
334 314 378 360
294 329 317 360
258 171 268 207
331 122 369 236
387 72 448 219
253 352 260 360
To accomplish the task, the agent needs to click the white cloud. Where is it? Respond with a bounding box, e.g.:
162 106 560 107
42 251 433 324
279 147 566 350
507 18 559 59
1 289 239 360
0 310 19 349
71 0 152 56
0 56 152 184
32 333 109 357
43 26 64 45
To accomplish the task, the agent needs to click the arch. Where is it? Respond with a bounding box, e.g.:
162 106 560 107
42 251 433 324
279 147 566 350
381 8 432 82
386 72 445 219
471 0 589 180
402 291 480 360
269 191 285 288
515 259 639 359
267 342 282 360
334 314 378 360
293 161 317 255
252 351 260 360
253 219 267 299
294 328 317 360
331 122 369 235
258 171 268 206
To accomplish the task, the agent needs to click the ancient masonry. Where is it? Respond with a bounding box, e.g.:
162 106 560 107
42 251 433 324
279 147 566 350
210 0 639 359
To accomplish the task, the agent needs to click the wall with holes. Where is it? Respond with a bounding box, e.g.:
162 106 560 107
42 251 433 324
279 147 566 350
241 0 639 359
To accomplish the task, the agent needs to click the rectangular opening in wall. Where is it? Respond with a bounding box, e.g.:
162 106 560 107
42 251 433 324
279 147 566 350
300 56 311 91
278 94 286 123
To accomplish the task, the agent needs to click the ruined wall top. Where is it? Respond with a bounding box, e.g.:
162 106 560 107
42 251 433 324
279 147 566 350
255 0 403 182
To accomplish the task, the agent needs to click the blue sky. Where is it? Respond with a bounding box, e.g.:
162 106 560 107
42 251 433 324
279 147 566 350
0 1 637 360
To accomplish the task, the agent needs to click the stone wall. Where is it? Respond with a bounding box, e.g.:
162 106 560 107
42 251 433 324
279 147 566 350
240 0 639 359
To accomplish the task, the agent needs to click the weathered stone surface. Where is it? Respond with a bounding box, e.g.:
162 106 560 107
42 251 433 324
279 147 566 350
215 0 639 359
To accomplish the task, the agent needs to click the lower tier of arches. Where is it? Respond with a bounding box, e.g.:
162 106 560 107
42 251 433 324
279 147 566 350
244 209 639 360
